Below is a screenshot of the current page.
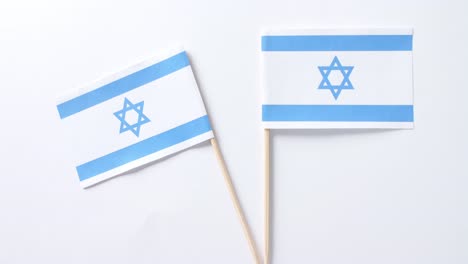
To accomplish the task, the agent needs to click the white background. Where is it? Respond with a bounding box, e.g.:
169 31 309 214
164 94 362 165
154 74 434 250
0 0 467 263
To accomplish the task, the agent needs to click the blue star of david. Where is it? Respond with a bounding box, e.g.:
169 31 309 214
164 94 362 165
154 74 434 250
113 98 150 137
318 56 354 100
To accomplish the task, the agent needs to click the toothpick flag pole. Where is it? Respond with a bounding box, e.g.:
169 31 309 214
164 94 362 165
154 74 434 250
263 129 270 264
210 138 261 264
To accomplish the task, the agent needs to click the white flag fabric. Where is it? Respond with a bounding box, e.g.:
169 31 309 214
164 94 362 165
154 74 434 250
57 49 213 188
261 28 414 129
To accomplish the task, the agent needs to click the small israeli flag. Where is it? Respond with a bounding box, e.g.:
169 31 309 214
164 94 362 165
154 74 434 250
57 49 213 188
261 28 414 129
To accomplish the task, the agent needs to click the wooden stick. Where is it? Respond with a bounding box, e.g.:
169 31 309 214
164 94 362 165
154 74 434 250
264 129 270 264
210 138 261 264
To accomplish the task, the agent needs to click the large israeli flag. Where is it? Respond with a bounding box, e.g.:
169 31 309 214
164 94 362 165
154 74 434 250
57 49 213 188
262 28 414 129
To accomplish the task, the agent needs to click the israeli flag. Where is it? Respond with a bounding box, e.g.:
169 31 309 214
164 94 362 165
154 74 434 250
57 49 213 188
261 28 414 129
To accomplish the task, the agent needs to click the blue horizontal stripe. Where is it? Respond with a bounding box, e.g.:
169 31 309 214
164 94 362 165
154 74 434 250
57 51 190 119
262 35 413 51
262 105 413 122
77 115 212 181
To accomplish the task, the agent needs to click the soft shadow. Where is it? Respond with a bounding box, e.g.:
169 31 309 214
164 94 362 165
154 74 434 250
268 127 403 259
